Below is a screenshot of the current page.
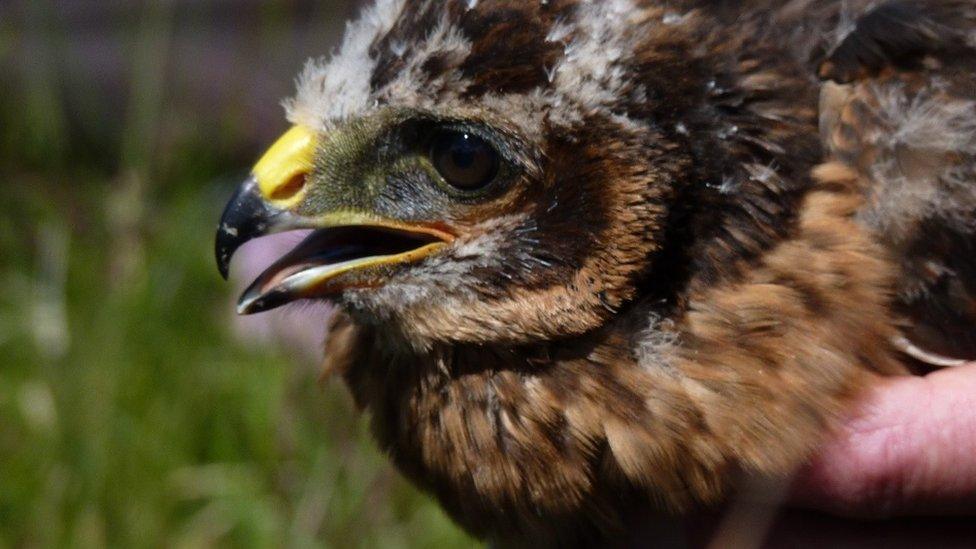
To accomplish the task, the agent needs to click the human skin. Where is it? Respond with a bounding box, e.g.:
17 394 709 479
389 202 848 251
730 364 976 548
692 365 976 548
793 363 976 517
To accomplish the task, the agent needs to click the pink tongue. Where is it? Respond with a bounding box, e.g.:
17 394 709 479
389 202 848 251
259 260 323 293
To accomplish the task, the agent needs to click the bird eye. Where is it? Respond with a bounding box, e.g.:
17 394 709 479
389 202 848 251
429 131 500 191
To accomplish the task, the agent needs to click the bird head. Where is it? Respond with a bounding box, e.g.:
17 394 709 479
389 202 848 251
217 0 703 347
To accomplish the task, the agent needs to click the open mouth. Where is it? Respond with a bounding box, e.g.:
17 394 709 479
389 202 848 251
237 225 449 314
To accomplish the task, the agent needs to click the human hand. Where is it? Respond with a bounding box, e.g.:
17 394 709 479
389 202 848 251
793 363 976 516
747 364 976 548
690 364 976 548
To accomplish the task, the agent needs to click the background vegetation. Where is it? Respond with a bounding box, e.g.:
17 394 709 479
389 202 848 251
0 1 473 546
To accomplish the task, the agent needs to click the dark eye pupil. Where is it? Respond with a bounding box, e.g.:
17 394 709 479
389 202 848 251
430 131 499 190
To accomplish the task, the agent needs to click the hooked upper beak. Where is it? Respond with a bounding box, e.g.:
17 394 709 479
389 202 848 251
215 176 292 280
216 124 319 280
215 125 454 314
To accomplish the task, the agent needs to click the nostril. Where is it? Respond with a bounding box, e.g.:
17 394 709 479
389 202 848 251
270 172 307 201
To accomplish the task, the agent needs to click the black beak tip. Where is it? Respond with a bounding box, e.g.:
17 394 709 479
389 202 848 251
215 220 246 280
216 234 232 280
214 176 279 282
215 217 245 280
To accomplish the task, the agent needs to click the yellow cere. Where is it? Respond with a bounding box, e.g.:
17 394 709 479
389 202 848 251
252 125 318 206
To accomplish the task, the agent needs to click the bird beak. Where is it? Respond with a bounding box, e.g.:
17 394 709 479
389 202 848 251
216 125 318 280
215 125 454 315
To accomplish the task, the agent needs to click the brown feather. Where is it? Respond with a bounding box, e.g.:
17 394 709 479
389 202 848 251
818 1 976 362
266 0 976 544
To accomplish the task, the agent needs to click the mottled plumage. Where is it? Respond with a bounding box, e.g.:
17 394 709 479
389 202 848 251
216 0 976 545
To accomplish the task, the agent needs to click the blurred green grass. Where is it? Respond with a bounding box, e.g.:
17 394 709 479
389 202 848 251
0 2 475 547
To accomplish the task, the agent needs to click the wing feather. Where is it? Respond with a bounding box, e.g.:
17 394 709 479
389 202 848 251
818 0 976 362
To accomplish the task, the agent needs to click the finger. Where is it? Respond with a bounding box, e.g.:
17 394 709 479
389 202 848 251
791 363 976 517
